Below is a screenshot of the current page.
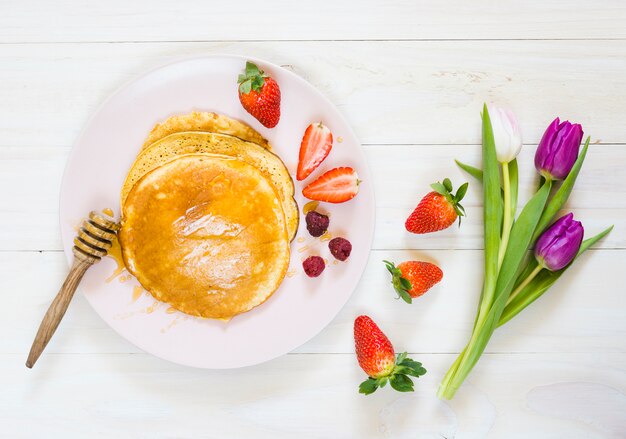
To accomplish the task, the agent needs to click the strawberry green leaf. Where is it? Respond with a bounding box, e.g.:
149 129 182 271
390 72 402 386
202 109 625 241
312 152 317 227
399 358 422 369
389 374 414 392
378 376 389 388
251 75 265 90
399 277 412 290
443 178 453 192
455 182 469 202
396 352 408 363
397 289 413 304
359 378 379 395
239 80 252 94
430 182 448 195
245 61 261 77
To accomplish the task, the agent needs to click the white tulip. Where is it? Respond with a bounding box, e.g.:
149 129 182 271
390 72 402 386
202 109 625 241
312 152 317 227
488 104 522 163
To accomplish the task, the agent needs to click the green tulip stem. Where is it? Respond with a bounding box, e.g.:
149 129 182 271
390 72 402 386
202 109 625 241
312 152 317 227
498 161 513 269
506 264 544 306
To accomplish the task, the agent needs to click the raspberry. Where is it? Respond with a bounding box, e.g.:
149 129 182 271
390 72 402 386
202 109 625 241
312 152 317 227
302 255 325 277
329 237 352 261
305 211 330 237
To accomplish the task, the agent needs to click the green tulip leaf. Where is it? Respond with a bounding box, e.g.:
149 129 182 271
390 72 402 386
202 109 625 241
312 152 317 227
499 225 613 326
455 159 483 182
532 137 590 241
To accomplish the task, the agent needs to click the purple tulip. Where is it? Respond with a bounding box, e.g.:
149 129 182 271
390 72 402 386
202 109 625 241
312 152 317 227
534 118 583 180
535 213 584 271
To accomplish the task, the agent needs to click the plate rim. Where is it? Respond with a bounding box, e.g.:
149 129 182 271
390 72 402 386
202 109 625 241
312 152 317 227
59 53 376 369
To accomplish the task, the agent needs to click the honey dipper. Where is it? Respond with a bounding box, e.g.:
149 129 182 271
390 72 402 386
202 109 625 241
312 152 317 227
26 211 120 368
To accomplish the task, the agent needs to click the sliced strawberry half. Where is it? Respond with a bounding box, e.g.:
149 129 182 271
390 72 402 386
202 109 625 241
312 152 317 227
302 167 360 203
296 122 333 181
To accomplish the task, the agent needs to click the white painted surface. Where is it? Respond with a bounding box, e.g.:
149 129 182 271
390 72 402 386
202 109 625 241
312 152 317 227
2 1 625 437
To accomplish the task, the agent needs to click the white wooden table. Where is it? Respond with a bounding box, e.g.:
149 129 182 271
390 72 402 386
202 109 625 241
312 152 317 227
3 1 626 437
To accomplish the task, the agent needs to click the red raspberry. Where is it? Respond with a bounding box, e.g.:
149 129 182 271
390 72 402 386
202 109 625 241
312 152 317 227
303 255 325 277
329 237 352 261
305 211 330 237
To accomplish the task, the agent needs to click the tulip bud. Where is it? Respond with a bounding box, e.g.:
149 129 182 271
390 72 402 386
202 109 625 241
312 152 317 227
534 118 583 180
535 213 584 271
488 104 522 163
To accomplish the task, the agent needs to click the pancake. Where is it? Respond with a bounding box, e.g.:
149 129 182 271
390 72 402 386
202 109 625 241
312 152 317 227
142 112 270 150
122 131 299 241
119 154 290 319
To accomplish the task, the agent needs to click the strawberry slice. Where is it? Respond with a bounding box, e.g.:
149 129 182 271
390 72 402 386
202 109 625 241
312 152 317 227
302 167 359 203
296 122 333 181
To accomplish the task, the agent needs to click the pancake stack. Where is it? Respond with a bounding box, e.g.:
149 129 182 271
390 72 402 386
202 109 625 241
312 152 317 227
118 112 295 320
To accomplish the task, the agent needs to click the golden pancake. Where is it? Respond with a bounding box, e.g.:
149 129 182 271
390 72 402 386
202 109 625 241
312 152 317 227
121 131 299 241
142 111 270 150
119 154 290 319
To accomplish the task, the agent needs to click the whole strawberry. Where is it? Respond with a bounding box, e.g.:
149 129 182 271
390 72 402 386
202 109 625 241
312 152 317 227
354 315 426 395
405 178 468 234
384 260 443 303
237 61 281 128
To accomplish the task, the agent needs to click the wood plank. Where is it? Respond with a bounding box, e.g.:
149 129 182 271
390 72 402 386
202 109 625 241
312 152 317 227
1 41 626 147
1 145 622 251
5 352 626 438
3 0 626 42
6 249 625 355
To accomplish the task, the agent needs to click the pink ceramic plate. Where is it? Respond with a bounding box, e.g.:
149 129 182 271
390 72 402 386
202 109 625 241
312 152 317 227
59 55 375 368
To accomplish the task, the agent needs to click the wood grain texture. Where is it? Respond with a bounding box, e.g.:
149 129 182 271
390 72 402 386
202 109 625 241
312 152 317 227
2 0 626 42
3 1 626 436
7 353 626 438
1 145 623 251
6 249 624 356
1 41 626 148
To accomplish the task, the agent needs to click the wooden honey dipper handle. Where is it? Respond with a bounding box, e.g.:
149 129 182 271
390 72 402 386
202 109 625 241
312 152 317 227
26 211 119 369
25 258 92 368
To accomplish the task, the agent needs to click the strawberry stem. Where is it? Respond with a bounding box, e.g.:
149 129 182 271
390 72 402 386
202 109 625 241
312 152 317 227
358 352 427 395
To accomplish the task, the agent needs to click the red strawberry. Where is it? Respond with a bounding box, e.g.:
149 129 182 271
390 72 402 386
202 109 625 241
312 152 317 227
405 178 468 234
302 167 359 203
354 315 426 395
297 122 333 181
384 260 443 303
237 61 281 128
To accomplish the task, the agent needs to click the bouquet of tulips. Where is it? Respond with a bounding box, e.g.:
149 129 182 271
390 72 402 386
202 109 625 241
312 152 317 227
437 104 613 400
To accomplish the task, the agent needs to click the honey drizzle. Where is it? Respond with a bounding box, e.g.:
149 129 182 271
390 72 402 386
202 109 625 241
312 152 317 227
320 231 332 242
102 207 114 217
131 285 144 302
105 236 127 282
286 269 297 278
302 201 320 214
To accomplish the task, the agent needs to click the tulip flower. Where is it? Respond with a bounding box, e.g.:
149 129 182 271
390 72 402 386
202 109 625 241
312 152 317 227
440 104 612 401
535 118 583 180
487 105 522 268
506 213 584 307
535 212 584 271
488 104 523 164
